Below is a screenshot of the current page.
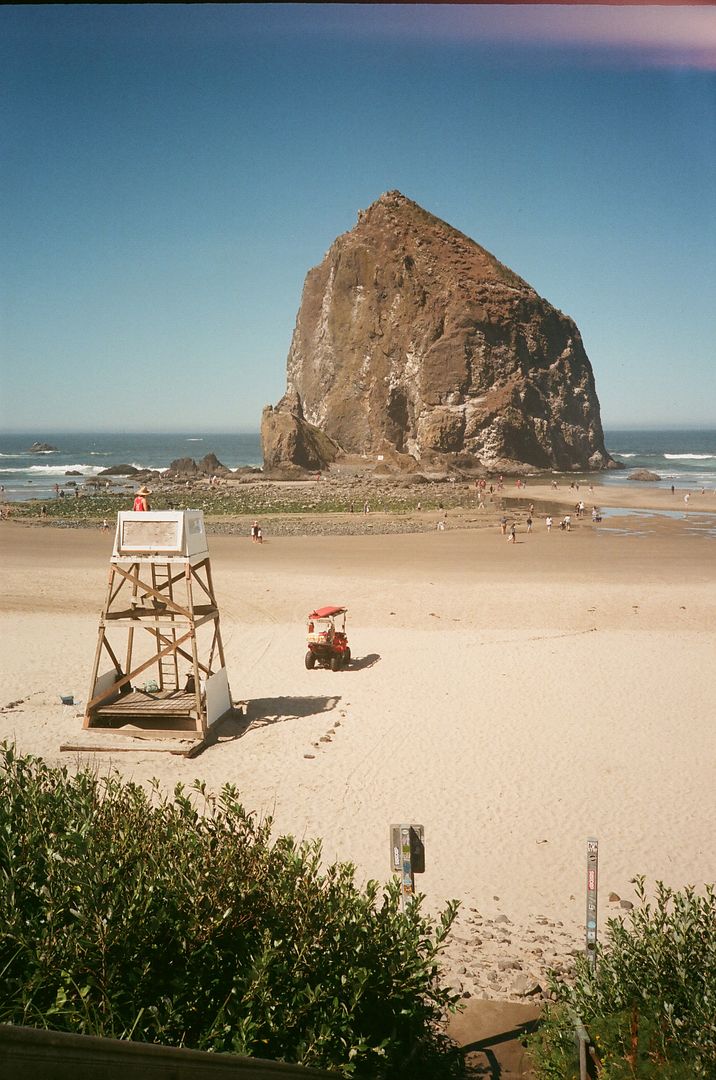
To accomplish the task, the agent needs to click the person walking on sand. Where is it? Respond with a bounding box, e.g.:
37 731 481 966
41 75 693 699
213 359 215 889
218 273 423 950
526 514 533 533
133 485 150 512
545 515 553 532
684 493 690 508
507 523 516 543
251 520 259 542
500 515 507 535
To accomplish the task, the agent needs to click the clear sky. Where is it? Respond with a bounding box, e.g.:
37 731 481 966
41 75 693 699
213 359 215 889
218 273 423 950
2 4 715 433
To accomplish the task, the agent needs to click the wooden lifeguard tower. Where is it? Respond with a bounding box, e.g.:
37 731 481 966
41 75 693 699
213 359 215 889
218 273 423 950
65 510 233 756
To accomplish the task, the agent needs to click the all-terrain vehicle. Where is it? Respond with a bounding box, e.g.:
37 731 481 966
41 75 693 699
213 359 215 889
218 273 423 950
305 606 351 671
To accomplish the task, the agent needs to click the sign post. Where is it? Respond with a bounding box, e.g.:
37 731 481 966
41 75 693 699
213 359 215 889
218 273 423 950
586 837 599 969
390 824 425 911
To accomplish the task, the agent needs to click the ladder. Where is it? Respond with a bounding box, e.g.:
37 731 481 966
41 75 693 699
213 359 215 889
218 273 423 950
151 563 179 690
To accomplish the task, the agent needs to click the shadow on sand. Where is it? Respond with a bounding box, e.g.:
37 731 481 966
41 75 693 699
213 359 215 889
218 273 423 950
215 696 342 740
348 653 381 671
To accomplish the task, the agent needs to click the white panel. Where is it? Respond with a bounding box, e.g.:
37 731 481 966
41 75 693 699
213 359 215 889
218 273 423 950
206 668 231 725
112 511 208 559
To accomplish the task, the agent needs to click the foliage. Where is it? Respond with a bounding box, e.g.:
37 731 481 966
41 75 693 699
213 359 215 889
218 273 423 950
531 877 716 1079
0 744 462 1076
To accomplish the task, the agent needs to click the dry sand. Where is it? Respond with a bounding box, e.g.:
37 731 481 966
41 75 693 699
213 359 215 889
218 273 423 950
2 486 715 1003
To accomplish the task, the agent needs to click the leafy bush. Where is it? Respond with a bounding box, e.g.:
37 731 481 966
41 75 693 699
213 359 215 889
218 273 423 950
0 744 461 1076
531 877 716 1079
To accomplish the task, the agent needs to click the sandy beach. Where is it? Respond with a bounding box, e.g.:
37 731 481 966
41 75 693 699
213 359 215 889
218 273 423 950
2 484 715 1003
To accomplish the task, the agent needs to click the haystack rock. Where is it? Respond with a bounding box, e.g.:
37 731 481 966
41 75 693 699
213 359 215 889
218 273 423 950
262 191 617 473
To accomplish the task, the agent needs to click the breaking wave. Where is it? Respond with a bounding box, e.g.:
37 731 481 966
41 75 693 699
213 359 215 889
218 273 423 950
663 453 714 460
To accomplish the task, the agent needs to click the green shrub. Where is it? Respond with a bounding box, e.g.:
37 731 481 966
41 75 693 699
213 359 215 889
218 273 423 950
0 744 461 1076
532 877 716 1079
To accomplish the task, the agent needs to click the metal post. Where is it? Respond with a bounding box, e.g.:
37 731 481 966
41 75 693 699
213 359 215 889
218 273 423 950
390 824 424 913
586 837 598 969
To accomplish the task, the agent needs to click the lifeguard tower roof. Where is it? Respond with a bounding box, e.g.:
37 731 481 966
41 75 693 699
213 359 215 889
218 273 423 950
113 510 209 562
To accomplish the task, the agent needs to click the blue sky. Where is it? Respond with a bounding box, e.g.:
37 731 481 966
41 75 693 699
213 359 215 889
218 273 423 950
2 4 715 433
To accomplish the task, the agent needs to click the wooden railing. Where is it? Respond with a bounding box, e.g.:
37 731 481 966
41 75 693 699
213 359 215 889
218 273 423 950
0 1024 339 1080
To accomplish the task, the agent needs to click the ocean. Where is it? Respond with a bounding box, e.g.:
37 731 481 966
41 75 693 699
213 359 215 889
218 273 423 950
0 432 263 503
0 428 714 502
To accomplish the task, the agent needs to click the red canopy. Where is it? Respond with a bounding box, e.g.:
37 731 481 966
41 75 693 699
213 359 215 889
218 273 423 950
309 605 347 619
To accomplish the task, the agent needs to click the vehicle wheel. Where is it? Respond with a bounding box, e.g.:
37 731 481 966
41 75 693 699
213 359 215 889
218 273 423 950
305 651 316 670
343 648 351 667
330 655 341 672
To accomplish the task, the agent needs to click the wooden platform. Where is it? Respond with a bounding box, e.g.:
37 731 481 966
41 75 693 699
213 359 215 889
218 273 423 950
94 689 197 720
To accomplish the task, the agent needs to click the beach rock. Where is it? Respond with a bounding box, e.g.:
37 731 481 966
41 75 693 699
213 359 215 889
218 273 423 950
628 469 661 481
262 391 341 471
98 464 139 476
28 442 58 452
619 900 634 911
64 470 82 476
608 892 621 903
166 457 201 476
198 453 231 476
498 959 523 971
264 191 617 473
510 974 543 998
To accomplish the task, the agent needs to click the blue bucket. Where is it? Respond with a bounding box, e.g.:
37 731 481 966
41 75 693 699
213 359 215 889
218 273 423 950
60 694 74 706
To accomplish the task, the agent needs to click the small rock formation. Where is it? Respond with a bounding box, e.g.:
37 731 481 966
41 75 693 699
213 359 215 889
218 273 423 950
98 464 139 476
28 442 58 453
262 391 341 472
164 453 231 479
628 469 661 481
262 191 617 473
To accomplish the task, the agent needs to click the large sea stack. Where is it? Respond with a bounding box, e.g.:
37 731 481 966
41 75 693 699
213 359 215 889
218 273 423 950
262 191 616 473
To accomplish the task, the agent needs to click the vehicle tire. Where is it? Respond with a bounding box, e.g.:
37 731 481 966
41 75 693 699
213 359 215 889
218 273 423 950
305 651 316 670
343 648 351 667
330 655 341 672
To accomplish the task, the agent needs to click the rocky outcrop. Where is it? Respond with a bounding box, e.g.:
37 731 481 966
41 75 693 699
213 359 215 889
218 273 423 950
262 391 341 472
629 469 661 481
28 442 58 453
263 191 617 473
98 464 139 476
162 453 232 479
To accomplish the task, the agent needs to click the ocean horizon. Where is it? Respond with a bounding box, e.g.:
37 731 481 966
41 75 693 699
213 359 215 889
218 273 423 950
1 428 715 502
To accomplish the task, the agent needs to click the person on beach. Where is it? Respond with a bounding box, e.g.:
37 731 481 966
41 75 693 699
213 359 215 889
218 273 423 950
508 523 516 543
133 486 150 512
526 514 533 533
256 526 263 544
251 520 259 542
546 516 552 532
684 493 690 507
101 518 109 532
500 515 507 535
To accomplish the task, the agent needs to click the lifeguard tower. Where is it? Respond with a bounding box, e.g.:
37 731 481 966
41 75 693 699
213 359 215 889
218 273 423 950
65 511 233 756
